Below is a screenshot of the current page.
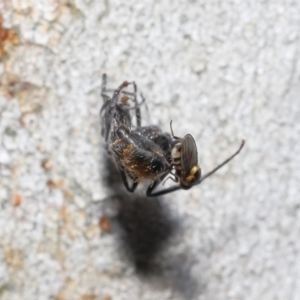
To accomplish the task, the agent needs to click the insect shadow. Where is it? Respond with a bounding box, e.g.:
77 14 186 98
102 157 176 271
102 157 201 298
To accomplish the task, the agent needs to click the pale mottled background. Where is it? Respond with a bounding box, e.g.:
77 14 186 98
0 0 299 300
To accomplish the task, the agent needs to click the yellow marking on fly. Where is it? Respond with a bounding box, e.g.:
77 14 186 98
186 166 201 182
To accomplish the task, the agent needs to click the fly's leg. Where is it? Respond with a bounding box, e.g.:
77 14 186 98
119 166 139 193
131 83 147 128
101 74 145 128
100 74 111 115
132 81 141 127
146 172 171 197
101 74 107 95
100 74 131 143
100 74 113 143
101 74 131 108
147 184 181 197
162 172 178 185
101 74 111 107
146 178 162 197
121 83 144 128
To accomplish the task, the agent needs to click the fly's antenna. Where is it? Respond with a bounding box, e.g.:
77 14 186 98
170 120 175 137
199 140 245 184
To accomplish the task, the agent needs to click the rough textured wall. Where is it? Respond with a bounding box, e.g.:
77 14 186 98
0 1 299 300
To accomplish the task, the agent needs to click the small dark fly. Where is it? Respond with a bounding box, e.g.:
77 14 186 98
147 121 245 197
100 75 172 194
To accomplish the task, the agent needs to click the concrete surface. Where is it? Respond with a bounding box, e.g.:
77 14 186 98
0 0 300 299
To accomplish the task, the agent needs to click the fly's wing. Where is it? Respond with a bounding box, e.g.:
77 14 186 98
181 134 198 177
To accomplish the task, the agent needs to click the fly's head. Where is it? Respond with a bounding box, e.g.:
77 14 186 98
171 134 201 190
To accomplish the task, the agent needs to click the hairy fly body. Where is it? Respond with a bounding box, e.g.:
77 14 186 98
100 74 172 194
146 121 245 196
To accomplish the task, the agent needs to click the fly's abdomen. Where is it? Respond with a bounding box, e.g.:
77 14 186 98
110 127 169 180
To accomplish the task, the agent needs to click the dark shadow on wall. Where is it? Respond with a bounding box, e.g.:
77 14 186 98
101 156 202 299
102 157 176 271
116 193 175 271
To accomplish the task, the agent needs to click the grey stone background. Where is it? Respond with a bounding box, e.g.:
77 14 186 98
0 0 299 299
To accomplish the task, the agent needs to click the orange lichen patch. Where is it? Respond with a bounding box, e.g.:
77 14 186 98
15 84 47 130
0 73 38 101
81 295 97 300
84 224 100 239
62 189 73 200
19 112 37 130
3 245 24 270
47 179 73 200
58 205 74 238
58 2 83 19
55 247 66 266
99 215 111 232
17 85 47 114
12 193 22 206
59 205 70 224
0 15 19 60
55 277 77 300
41 159 53 171
37 145 46 153
47 179 64 189
9 80 36 99
59 206 86 239
0 73 20 97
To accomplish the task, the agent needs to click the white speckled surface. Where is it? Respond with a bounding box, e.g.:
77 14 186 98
0 1 300 299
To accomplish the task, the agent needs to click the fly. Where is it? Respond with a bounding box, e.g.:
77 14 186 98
100 75 172 194
147 121 245 197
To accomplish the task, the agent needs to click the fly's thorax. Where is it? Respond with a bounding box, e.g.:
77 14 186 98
110 127 170 180
134 127 172 163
